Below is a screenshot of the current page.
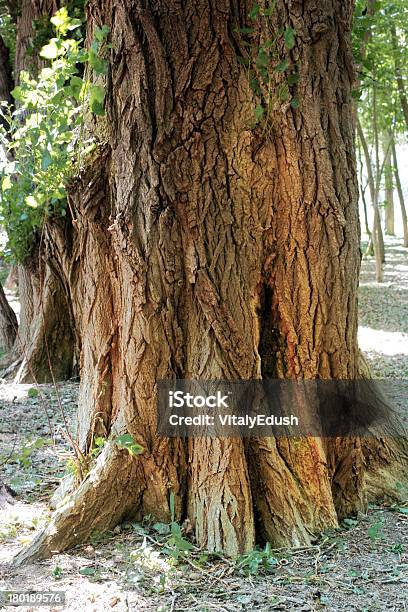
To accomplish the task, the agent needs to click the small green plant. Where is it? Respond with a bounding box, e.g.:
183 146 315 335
115 433 144 457
389 542 403 553
235 541 278 575
65 434 106 481
0 8 109 262
152 492 194 561
367 518 385 545
89 436 106 459
342 517 359 529
52 565 63 580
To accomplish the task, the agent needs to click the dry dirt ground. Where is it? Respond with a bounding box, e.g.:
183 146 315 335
0 240 407 612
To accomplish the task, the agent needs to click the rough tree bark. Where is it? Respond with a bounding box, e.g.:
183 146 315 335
14 0 407 565
0 281 17 352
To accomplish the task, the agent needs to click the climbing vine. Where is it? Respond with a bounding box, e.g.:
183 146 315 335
0 8 109 262
237 1 299 128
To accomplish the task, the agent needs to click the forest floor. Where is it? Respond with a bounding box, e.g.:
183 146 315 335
0 239 408 612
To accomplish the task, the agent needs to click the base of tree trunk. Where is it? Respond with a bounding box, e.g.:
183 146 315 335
12 433 408 566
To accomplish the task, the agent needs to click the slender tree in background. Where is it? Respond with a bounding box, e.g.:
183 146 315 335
12 0 408 565
356 116 385 277
392 140 408 248
382 132 395 236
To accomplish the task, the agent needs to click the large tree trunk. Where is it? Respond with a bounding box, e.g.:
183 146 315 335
14 0 408 565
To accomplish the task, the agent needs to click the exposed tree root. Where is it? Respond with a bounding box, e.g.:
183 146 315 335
13 443 143 566
13 431 408 566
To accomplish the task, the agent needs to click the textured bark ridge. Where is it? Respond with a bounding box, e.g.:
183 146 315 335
13 0 408 565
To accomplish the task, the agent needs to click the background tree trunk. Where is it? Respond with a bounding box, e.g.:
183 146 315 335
13 260 76 383
0 34 13 129
383 133 394 236
357 118 385 269
14 0 408 565
392 141 408 248
0 282 17 353
391 24 408 132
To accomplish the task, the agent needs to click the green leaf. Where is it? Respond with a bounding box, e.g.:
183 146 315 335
40 40 59 60
276 58 289 73
288 72 299 85
249 4 260 19
115 433 144 456
284 27 296 50
2 176 12 192
153 522 171 535
263 2 276 16
25 195 39 208
11 86 23 101
90 85 106 116
41 151 52 170
66 19 82 31
88 51 108 76
51 7 69 29
94 25 110 42
27 388 39 398
116 434 134 447
290 96 299 109
69 76 84 101
254 104 264 122
256 48 270 69
52 565 62 579
343 517 358 528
